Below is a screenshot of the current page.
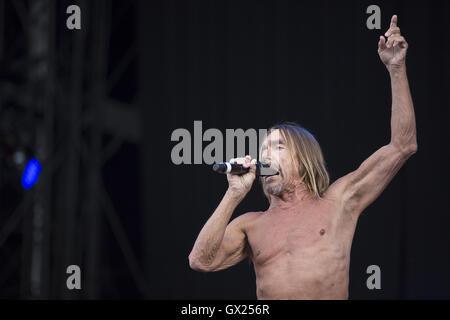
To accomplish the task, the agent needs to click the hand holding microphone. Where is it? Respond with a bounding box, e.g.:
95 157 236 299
222 156 258 197
214 156 279 198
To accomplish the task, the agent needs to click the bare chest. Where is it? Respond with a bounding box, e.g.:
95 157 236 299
247 207 340 266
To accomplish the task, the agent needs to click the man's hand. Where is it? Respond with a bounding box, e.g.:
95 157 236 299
378 15 408 71
227 155 257 198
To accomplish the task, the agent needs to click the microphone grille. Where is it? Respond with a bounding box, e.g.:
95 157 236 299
212 163 227 173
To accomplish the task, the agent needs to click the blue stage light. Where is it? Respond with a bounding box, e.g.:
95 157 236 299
21 158 41 189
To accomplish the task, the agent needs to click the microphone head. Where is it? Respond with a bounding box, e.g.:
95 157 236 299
212 163 227 174
258 161 279 176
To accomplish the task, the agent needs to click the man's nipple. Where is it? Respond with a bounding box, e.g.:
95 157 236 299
319 229 326 236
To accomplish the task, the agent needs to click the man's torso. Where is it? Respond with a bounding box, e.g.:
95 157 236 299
244 197 358 299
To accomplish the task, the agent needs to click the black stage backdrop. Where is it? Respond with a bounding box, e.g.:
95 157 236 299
140 0 450 299
1 0 449 300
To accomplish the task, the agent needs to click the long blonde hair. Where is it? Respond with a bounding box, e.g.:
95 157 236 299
260 122 330 200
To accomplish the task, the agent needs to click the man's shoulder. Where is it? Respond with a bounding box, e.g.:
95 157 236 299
240 210 266 219
233 211 265 228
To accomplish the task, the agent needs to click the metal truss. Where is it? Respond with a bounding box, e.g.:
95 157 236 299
0 0 146 299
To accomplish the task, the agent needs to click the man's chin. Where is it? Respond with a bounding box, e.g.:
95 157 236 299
264 182 284 196
265 175 277 183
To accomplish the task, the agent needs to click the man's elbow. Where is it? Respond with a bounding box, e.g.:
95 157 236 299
391 140 418 158
188 255 212 272
408 142 418 155
403 140 418 158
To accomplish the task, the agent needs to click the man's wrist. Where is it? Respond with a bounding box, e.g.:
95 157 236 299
225 188 247 203
388 64 407 76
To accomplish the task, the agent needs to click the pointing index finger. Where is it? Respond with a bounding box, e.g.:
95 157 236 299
390 15 398 28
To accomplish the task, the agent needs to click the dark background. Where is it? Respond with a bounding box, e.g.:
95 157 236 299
0 0 449 299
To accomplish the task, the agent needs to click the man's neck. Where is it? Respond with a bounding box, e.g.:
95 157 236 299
268 183 316 211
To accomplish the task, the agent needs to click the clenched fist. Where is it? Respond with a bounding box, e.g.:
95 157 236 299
226 155 257 198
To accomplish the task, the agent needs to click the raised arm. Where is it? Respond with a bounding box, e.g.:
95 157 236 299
327 15 417 216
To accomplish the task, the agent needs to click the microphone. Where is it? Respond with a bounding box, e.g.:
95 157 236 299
212 162 279 177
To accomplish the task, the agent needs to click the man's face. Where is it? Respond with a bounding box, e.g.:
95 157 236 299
260 129 299 196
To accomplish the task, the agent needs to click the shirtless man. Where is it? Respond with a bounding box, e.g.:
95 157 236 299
189 15 417 299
